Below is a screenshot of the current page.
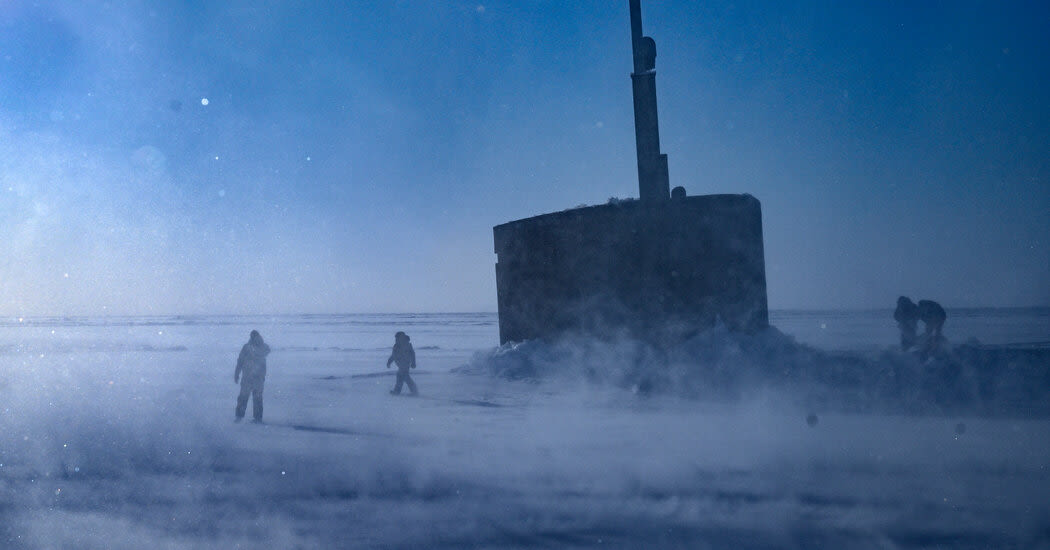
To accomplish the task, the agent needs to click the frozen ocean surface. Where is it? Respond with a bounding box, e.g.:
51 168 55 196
1 310 1048 549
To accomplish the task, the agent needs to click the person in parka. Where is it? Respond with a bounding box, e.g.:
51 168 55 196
917 299 947 355
234 330 271 422
386 331 418 396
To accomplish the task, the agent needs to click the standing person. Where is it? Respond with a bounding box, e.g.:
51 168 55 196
893 296 919 351
234 330 271 423
386 331 418 396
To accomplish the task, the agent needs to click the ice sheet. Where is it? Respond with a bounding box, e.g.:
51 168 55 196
1 313 1048 548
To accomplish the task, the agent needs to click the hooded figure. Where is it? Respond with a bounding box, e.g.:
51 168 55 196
234 330 271 422
386 331 418 396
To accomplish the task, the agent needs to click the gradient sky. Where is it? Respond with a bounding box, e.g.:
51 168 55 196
1 0 1047 315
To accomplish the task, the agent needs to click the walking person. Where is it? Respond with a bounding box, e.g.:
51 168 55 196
234 330 271 423
386 331 418 396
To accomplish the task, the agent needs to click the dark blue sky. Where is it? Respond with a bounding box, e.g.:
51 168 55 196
1 0 1047 314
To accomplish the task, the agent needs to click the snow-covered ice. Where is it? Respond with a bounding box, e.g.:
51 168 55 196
1 312 1048 548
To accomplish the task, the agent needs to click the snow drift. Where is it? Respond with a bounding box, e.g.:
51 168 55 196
460 324 1050 417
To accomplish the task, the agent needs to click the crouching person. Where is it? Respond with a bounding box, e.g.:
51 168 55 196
235 330 270 422
917 299 947 358
386 331 418 396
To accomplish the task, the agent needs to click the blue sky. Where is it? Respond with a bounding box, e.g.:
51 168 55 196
1 0 1047 314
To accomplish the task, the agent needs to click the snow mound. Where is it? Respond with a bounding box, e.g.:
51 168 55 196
459 325 1050 416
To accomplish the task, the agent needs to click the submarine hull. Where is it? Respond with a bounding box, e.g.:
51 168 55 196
493 194 769 344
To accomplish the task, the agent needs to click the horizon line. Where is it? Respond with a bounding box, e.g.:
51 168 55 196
3 305 1049 319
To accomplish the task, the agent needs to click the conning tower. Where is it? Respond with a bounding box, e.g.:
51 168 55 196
492 1 769 345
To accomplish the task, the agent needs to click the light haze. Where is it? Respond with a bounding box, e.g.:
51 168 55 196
2 1 1047 315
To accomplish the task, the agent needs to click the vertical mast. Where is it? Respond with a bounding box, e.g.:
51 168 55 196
630 0 643 67
629 0 670 202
